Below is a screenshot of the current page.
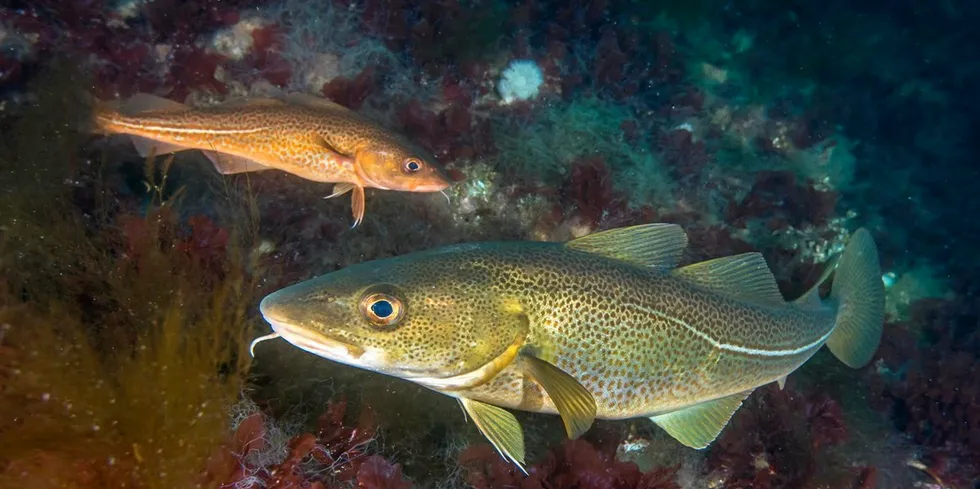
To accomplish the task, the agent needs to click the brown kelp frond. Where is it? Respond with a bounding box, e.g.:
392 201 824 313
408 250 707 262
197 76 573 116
0 63 264 489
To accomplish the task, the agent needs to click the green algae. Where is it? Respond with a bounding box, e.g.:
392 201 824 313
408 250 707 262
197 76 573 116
0 63 264 489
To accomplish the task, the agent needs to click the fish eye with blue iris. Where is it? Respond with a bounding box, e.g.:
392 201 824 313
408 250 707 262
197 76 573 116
2 0 978 488
371 298 393 318
360 291 405 328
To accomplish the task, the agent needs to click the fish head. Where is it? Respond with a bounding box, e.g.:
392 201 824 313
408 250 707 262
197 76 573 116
259 246 529 382
353 139 452 193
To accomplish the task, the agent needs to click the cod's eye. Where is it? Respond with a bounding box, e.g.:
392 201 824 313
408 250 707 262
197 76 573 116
404 158 422 173
360 293 405 328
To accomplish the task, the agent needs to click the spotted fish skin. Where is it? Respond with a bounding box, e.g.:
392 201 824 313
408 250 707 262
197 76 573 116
262 240 830 417
94 93 452 226
257 223 884 465
97 102 358 182
428 242 835 419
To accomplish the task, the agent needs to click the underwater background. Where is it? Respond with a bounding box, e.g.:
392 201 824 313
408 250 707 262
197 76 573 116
0 0 977 488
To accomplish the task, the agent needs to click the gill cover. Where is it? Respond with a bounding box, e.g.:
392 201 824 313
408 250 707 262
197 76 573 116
354 143 451 193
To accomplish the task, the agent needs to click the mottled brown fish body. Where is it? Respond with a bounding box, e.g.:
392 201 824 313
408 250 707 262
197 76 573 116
95 103 358 183
93 93 452 226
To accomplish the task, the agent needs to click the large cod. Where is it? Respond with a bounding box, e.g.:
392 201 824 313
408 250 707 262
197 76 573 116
254 223 885 471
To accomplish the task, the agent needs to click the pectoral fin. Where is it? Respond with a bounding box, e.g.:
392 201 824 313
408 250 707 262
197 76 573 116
203 151 273 174
523 355 597 439
312 134 347 157
458 398 527 474
649 390 753 449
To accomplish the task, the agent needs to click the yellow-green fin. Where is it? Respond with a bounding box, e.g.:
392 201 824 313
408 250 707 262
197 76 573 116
776 375 787 390
672 253 784 306
826 228 885 368
649 390 752 449
203 151 273 174
459 398 527 474
523 355 597 439
566 223 688 269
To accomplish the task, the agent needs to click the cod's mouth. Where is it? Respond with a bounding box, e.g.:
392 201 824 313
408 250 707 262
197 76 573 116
272 321 366 360
258 296 365 360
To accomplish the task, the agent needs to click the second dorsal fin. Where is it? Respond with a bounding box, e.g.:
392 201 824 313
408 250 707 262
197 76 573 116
672 253 785 306
565 223 688 269
215 97 286 109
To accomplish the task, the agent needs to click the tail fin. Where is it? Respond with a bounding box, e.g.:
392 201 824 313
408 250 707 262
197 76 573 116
826 228 885 368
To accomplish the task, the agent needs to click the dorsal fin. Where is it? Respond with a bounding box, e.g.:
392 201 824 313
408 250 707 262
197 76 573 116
215 97 286 109
282 92 351 113
117 93 190 116
565 223 688 269
672 253 785 306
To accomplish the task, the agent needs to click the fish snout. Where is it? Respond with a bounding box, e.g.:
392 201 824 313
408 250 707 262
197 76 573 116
259 291 366 360
258 293 289 331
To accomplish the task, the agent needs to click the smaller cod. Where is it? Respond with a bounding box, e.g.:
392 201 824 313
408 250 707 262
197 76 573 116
93 93 451 227
253 223 885 470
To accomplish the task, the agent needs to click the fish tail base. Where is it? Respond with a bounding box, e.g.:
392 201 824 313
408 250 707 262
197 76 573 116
826 228 885 368
89 97 120 135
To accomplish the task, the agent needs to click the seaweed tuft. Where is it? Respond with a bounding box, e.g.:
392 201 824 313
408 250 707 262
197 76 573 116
0 63 264 489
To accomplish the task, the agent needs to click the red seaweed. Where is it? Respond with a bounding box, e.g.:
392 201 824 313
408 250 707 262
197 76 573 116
460 435 680 489
249 24 292 87
322 66 379 110
209 398 409 489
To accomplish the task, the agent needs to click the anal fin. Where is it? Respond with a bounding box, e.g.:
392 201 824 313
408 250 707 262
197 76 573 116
459 398 527 474
523 355 597 440
203 151 273 175
649 390 753 449
129 135 192 158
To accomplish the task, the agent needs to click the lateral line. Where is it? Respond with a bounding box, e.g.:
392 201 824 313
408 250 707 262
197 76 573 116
627 303 832 358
